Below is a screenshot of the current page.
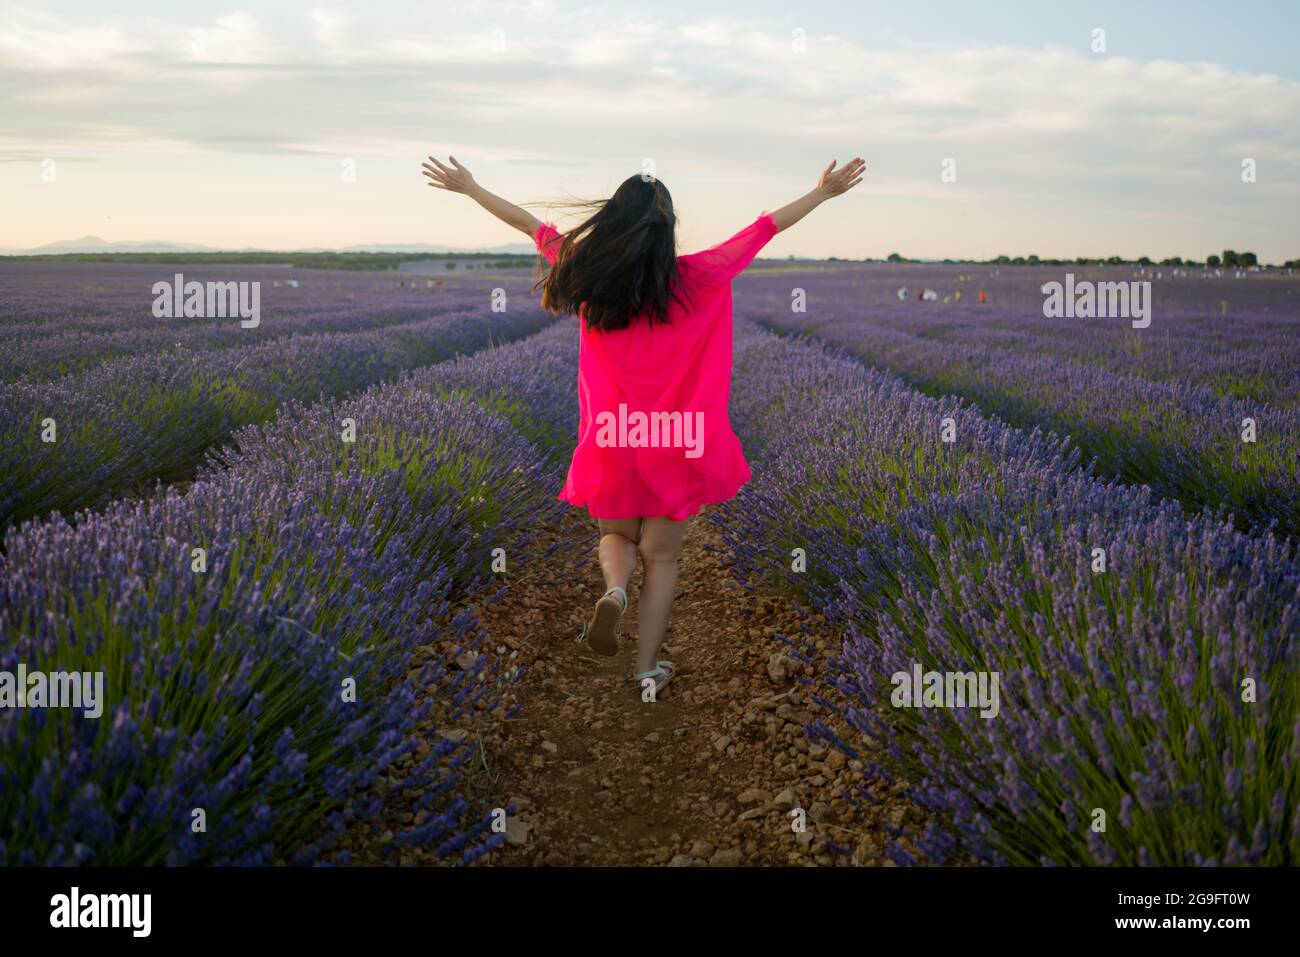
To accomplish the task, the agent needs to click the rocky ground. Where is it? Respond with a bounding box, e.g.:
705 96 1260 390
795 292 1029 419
390 508 924 867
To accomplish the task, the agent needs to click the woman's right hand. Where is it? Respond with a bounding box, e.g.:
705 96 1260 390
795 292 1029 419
816 157 866 199
767 157 867 232
422 155 478 196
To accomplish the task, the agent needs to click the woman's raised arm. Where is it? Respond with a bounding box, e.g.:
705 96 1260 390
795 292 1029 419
769 157 865 232
422 155 542 238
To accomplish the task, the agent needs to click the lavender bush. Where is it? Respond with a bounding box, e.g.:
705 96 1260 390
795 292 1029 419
0 322 579 865
737 264 1300 538
739 263 1300 405
0 303 555 528
721 319 1300 866
0 262 540 382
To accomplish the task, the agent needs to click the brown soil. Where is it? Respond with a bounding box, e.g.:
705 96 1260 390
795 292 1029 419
416 508 921 867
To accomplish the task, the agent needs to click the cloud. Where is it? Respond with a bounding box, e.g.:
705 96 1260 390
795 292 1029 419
1 3 1295 254
185 11 282 65
0 7 142 68
3 5 1296 164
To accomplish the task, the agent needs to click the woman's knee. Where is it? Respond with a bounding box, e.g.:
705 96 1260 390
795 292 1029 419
637 519 686 565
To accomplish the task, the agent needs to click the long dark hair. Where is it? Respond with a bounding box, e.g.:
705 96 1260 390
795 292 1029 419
532 174 690 332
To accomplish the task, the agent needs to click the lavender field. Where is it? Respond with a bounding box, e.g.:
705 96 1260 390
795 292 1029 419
0 263 553 527
738 263 1300 539
1 262 568 864
0 263 481 382
1 261 1296 867
721 316 1299 866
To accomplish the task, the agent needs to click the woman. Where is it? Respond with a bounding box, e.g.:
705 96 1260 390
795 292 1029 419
422 155 864 695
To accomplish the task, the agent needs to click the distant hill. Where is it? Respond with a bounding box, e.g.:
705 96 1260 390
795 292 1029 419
1 236 219 255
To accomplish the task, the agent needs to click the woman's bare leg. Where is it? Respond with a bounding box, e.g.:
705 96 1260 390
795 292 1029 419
634 516 688 674
596 517 641 602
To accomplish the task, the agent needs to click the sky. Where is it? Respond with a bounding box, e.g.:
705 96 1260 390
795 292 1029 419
2 0 1298 261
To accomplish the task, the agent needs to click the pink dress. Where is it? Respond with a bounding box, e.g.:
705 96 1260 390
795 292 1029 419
534 212 778 521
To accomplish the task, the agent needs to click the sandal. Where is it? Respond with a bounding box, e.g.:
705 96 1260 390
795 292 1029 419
579 586 627 656
633 661 677 697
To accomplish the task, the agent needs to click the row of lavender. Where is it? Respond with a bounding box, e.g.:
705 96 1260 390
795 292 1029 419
0 296 554 529
740 264 1300 405
735 266 1300 539
0 320 581 865
720 318 1299 866
0 263 536 382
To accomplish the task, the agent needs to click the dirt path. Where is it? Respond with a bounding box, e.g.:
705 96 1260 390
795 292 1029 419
441 509 918 867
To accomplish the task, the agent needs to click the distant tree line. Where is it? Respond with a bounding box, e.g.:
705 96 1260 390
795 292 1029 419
828 249 1291 268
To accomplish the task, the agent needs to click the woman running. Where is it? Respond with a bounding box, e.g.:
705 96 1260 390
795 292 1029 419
422 155 865 695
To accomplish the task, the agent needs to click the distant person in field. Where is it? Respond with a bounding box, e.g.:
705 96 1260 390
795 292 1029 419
422 155 865 695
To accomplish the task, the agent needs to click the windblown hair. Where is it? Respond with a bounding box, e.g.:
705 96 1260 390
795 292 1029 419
532 175 690 332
